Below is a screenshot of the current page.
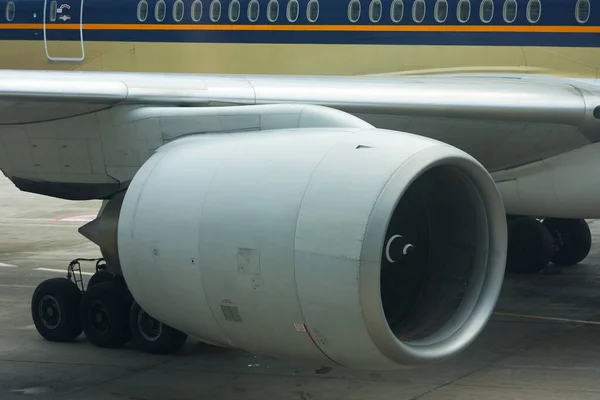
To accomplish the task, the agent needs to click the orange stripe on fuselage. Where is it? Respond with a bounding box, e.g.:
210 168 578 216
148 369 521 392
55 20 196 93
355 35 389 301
0 23 599 33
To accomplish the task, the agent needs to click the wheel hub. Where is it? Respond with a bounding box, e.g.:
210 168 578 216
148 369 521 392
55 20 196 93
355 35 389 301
38 295 61 329
90 301 111 334
137 310 163 342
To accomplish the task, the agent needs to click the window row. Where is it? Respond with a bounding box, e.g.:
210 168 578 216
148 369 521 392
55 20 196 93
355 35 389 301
138 0 320 23
381 0 591 24
349 0 542 24
0 0 592 26
136 0 593 25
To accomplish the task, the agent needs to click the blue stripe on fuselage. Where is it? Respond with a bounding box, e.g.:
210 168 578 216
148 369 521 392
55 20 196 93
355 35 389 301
1 0 599 46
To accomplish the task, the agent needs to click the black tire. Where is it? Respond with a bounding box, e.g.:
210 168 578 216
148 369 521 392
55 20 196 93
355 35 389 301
88 271 129 290
31 278 82 342
87 271 114 289
80 281 132 348
129 302 187 355
543 218 592 266
506 217 555 274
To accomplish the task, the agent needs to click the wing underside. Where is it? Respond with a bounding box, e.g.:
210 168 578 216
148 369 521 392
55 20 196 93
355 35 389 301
0 70 599 199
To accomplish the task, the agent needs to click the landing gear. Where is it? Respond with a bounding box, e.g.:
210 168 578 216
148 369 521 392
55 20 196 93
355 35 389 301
31 278 82 342
543 218 592 266
506 217 592 274
129 302 187 355
87 270 116 289
31 258 187 354
506 217 555 274
80 280 132 348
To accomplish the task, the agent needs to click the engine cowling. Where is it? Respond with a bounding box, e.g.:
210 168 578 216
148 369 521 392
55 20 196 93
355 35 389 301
113 127 507 370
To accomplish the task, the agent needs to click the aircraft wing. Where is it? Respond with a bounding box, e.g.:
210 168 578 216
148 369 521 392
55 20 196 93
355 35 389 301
1 70 599 200
0 70 597 126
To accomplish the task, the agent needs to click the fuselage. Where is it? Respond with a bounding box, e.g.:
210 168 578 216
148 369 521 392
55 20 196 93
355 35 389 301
0 0 598 77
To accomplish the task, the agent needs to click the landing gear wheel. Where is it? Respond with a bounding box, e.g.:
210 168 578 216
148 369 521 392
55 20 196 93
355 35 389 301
87 271 114 289
543 218 591 266
31 278 82 342
80 281 132 348
129 302 187 355
506 217 555 274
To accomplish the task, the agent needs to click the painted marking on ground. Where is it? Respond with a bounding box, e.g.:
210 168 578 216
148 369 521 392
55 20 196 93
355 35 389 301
0 284 36 288
0 262 17 268
52 213 97 223
494 312 600 326
11 387 50 395
34 267 94 276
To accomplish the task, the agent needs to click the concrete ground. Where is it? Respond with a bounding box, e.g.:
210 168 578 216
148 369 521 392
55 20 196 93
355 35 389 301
1 175 600 400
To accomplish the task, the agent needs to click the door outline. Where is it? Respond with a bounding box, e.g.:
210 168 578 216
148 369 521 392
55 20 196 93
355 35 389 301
43 0 85 62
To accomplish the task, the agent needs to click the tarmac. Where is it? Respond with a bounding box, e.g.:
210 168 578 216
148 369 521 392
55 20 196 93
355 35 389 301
1 174 600 400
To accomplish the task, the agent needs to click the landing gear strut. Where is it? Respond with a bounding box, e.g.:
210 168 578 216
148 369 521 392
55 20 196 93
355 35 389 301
31 258 187 354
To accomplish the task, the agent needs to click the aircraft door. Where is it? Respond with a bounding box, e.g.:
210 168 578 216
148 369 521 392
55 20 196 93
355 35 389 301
43 0 85 62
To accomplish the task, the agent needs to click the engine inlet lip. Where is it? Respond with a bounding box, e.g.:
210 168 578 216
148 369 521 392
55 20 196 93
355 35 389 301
359 145 507 367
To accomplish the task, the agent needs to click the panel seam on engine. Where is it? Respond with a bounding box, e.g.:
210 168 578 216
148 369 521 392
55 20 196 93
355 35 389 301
303 324 344 367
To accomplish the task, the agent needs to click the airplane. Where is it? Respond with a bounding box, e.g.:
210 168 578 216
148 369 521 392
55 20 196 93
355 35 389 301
0 0 599 370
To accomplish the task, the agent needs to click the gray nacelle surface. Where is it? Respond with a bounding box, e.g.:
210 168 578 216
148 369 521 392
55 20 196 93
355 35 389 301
116 127 507 370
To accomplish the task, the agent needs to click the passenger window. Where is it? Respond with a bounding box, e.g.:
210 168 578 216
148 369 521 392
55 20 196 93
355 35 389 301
480 0 493 23
248 0 259 21
191 0 202 22
434 0 448 23
575 0 590 23
503 0 517 23
6 1 15 22
210 0 221 21
348 0 361 22
173 0 184 22
526 0 541 23
390 0 403 22
49 0 57 22
412 0 425 23
457 0 470 23
369 0 382 23
306 0 319 22
286 0 299 22
229 0 240 22
267 0 279 22
155 0 166 22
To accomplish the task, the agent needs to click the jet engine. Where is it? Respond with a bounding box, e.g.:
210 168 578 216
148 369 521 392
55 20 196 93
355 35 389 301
88 127 507 370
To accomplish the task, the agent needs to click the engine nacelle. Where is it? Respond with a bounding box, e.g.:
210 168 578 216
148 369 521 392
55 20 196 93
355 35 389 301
113 127 507 370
